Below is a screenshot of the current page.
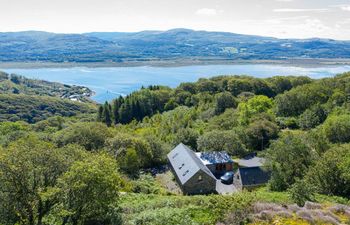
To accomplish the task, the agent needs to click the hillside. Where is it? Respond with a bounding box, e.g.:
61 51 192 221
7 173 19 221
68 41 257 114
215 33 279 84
0 72 350 225
0 71 96 123
0 71 93 101
1 29 350 64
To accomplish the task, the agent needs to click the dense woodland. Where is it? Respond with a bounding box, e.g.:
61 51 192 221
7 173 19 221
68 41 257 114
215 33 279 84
0 72 350 225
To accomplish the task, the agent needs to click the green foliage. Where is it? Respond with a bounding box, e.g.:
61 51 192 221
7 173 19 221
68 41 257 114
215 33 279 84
173 127 199 149
120 148 140 178
266 132 316 191
55 122 111 151
50 153 122 225
244 118 279 151
214 92 237 114
0 72 93 102
305 144 350 197
2 71 350 225
323 114 350 143
106 132 154 169
0 93 95 123
131 174 168 194
197 130 248 156
119 192 255 225
0 136 86 225
298 104 327 130
238 95 274 124
288 179 316 207
206 108 240 131
0 121 30 146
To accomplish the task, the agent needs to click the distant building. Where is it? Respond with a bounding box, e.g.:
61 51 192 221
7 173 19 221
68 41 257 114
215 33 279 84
167 143 217 195
233 155 270 190
195 151 233 178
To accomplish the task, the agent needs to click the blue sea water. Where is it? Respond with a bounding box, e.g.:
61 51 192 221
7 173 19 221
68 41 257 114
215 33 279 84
2 64 350 103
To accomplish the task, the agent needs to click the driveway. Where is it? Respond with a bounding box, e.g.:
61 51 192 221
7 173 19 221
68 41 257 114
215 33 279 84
216 180 238 195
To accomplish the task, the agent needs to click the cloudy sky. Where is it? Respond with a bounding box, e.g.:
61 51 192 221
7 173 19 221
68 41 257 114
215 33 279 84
1 0 350 39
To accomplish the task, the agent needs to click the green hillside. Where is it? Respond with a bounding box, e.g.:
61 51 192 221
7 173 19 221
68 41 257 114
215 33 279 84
0 71 96 123
0 72 350 225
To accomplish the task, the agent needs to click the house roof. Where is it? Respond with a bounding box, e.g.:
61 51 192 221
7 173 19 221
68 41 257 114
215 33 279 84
167 143 216 185
195 151 233 165
238 167 270 186
233 156 266 168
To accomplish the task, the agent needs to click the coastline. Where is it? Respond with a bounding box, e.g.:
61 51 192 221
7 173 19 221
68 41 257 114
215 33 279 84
1 58 350 69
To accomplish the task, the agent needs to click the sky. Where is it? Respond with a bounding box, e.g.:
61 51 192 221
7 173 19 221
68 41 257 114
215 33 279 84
1 0 350 40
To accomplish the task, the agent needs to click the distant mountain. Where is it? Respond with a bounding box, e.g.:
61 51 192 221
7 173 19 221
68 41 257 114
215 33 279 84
1 28 350 63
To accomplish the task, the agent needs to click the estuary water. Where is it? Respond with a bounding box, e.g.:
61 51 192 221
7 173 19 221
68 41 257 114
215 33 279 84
2 64 350 103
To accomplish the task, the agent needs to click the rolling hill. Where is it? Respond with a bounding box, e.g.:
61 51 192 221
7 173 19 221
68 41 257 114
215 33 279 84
1 29 350 63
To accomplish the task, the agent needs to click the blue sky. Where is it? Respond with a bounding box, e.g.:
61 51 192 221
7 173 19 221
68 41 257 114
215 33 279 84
1 0 350 39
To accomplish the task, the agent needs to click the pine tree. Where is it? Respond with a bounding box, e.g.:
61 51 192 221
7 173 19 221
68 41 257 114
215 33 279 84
102 102 112 127
112 99 120 124
97 105 104 122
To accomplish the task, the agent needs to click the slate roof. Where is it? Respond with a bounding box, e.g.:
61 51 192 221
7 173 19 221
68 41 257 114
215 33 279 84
167 143 216 185
238 167 270 186
233 156 266 168
195 151 233 165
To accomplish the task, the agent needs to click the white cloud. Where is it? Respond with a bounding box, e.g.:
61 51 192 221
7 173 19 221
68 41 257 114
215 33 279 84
339 5 350 11
195 8 218 16
274 8 329 12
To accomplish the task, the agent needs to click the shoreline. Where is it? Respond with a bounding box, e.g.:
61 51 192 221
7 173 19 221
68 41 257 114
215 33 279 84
1 58 350 69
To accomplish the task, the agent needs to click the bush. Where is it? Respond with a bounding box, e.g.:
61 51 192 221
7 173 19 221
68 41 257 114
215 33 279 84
288 179 316 207
55 122 111 151
323 114 350 143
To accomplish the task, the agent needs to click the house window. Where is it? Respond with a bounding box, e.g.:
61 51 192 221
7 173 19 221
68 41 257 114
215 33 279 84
216 164 225 171
198 175 202 181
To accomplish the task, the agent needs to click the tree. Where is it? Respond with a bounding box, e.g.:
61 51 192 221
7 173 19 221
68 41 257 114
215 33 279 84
237 95 274 124
298 104 327 130
52 153 122 225
275 83 331 117
55 122 111 151
105 132 153 168
244 118 279 151
323 114 350 143
197 130 247 157
305 144 350 197
173 127 199 149
112 97 123 124
288 179 315 207
119 148 140 178
265 132 315 191
97 105 103 122
102 101 112 127
0 136 85 225
227 79 252 96
214 92 237 115
268 76 293 94
196 79 219 94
